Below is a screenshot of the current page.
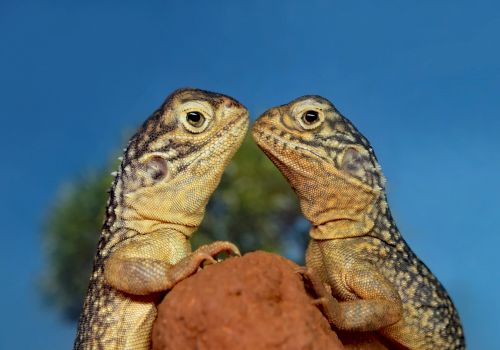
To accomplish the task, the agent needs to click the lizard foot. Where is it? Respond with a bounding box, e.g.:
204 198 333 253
165 251 218 289
165 242 240 289
296 266 341 325
194 241 241 262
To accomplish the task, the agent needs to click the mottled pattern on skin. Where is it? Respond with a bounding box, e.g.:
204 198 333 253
253 95 464 350
75 88 249 350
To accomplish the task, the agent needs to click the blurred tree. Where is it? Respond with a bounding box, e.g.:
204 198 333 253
41 136 308 322
41 162 116 322
193 136 306 253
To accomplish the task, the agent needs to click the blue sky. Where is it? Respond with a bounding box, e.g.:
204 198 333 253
0 0 498 348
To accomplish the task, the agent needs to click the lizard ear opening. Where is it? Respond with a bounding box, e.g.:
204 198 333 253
145 156 168 181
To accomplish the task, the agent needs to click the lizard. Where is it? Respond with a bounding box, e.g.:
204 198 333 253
74 88 249 350
252 95 465 350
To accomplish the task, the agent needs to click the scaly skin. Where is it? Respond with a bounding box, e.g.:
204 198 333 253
74 88 249 350
253 95 465 350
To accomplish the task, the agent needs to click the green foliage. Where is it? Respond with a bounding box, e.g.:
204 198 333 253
41 136 307 322
194 136 304 253
41 163 117 322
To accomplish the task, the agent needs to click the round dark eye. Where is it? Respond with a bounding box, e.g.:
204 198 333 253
186 111 205 127
302 110 319 124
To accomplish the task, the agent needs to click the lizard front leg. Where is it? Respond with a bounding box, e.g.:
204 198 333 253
303 264 403 332
162 241 241 290
335 267 403 331
104 230 239 295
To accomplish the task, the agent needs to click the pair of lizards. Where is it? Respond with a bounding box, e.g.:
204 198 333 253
74 89 465 349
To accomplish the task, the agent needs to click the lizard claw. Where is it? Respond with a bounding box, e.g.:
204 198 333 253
311 297 330 307
295 265 340 325
295 266 314 278
196 252 218 267
164 250 221 289
164 242 240 290
195 241 241 260
295 267 333 296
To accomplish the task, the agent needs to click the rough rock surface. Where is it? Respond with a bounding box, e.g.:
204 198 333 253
152 251 344 350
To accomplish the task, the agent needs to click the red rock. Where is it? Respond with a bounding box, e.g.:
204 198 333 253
152 251 344 350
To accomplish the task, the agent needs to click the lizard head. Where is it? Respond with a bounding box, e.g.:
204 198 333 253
252 95 385 239
111 88 249 236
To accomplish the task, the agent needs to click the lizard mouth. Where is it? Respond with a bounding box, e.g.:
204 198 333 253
252 123 329 174
187 112 249 171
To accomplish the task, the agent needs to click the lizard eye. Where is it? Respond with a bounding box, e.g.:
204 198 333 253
186 111 205 127
298 110 324 130
182 111 209 133
303 110 319 124
145 156 168 181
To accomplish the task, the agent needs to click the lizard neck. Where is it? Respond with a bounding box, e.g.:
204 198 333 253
309 194 402 245
97 175 196 261
368 195 403 245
